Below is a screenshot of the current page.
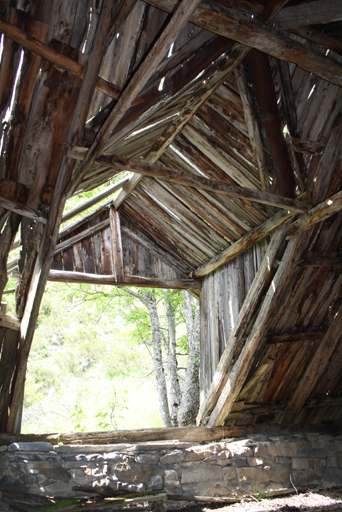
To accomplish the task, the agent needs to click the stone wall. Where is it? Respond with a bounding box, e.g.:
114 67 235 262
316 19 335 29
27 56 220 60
1 432 342 504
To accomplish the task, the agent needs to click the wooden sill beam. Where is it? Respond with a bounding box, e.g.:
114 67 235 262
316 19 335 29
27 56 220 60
194 209 295 278
0 195 47 224
0 18 142 104
67 147 311 213
48 269 201 289
287 190 342 239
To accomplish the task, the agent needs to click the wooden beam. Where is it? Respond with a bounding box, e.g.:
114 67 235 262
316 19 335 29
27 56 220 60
280 301 342 423
291 137 325 156
61 178 128 224
194 209 295 278
68 0 203 196
0 195 47 224
197 224 288 426
287 190 342 239
204 230 310 427
290 26 342 57
48 269 201 289
274 0 342 30
67 148 311 213
300 253 342 267
143 0 342 87
0 18 142 105
0 313 20 331
110 206 124 282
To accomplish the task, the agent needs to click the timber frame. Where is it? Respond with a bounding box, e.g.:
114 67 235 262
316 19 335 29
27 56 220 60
0 0 341 433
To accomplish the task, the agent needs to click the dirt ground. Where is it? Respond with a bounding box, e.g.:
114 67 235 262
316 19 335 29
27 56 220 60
166 488 342 512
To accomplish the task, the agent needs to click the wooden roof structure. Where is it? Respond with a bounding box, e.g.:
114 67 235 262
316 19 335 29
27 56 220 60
0 0 341 433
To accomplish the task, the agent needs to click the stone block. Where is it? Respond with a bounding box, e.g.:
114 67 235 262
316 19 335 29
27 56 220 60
181 464 222 484
38 464 72 483
331 441 342 452
232 457 248 467
71 468 90 486
298 448 326 458
268 442 297 458
127 483 145 492
222 466 237 481
237 466 271 484
253 444 269 459
227 440 253 457
8 442 53 452
291 469 322 485
327 456 338 468
146 475 163 491
268 464 290 484
135 454 159 465
184 451 212 462
160 451 184 464
164 470 179 486
248 457 264 466
291 458 309 470
0 446 7 453
321 468 342 488
200 482 229 497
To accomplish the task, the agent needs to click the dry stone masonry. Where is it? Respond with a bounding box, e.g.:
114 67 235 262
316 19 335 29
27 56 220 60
0 432 341 506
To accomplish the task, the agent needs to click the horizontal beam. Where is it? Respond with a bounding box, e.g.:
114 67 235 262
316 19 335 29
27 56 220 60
275 0 342 30
48 269 201 289
67 147 311 212
61 177 128 224
287 190 342 239
0 312 20 331
0 18 141 105
0 195 47 223
194 209 295 278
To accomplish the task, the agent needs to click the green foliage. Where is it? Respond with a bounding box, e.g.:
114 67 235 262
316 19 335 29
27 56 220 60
251 484 273 500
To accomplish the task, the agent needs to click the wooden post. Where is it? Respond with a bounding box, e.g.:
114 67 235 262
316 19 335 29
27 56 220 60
110 206 124 283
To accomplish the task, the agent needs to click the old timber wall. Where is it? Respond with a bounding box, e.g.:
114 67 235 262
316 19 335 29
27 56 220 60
1 431 342 506
200 243 265 400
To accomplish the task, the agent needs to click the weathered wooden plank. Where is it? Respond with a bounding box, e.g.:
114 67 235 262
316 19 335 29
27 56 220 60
290 26 342 58
69 0 203 196
55 219 110 255
300 253 342 268
0 18 141 104
144 0 342 87
0 195 47 223
287 190 342 239
48 269 201 289
110 207 124 282
197 225 287 425
280 301 342 423
266 328 325 344
194 209 295 278
205 230 309 427
274 0 342 30
291 137 325 156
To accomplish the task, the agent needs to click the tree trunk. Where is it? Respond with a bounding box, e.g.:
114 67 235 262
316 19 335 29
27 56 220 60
178 291 200 426
144 291 172 427
164 295 182 426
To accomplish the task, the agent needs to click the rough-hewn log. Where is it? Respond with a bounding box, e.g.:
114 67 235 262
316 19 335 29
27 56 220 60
287 190 342 239
48 269 202 289
68 148 311 212
291 137 325 156
143 0 342 87
0 195 47 223
266 329 325 344
194 209 295 278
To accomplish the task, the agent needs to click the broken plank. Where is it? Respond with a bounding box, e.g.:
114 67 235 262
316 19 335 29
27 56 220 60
0 195 47 223
48 270 201 289
194 209 295 278
287 190 342 239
